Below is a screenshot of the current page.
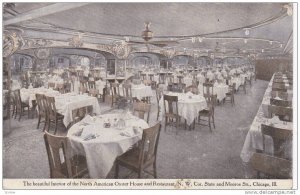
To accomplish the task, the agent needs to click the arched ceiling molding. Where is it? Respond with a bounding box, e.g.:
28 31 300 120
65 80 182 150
17 37 120 59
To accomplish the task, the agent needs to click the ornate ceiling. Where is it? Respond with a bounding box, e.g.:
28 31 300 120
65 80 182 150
3 2 293 59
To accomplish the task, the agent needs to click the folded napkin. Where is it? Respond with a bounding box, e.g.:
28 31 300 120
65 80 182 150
83 133 97 141
120 128 136 137
274 96 282 100
81 115 95 124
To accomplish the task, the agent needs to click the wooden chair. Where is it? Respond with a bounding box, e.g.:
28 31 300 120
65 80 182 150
11 92 17 118
270 91 289 100
272 87 287 92
197 94 217 132
163 95 180 134
140 73 147 81
45 96 64 134
56 83 64 93
133 102 151 123
88 81 96 89
156 88 164 121
203 82 214 96
115 123 161 178
224 83 236 106
239 80 246 94
270 98 292 107
48 82 55 89
177 75 183 84
36 94 48 131
79 85 88 94
44 131 89 178
110 83 121 107
272 83 286 89
14 89 30 121
268 105 292 122
88 88 99 98
63 82 72 93
261 124 292 159
250 153 292 179
148 74 154 81
122 83 133 103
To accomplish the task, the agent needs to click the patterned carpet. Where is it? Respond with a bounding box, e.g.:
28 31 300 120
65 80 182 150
3 79 268 179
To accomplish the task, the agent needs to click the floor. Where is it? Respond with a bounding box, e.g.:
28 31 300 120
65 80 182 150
3 79 268 179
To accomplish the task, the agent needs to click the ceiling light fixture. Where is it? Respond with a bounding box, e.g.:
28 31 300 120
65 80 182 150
244 39 248 44
280 44 283 48
269 41 273 45
198 37 204 42
244 28 250 36
262 49 264 53
192 37 196 43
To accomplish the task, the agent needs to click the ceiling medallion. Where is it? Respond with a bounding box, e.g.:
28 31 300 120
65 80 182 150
112 42 131 59
34 48 51 60
69 33 83 47
3 31 22 57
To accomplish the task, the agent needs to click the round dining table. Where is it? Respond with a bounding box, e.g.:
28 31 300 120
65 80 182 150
67 112 149 178
159 91 207 125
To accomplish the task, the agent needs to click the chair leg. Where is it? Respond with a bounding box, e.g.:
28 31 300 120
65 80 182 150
42 118 47 132
54 120 58 135
164 117 167 132
153 162 157 178
37 115 41 129
114 162 119 179
208 117 212 132
212 114 215 128
19 108 22 121
138 169 142 178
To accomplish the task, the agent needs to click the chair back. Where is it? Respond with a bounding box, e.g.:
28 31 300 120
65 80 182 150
36 94 47 117
122 83 132 100
45 96 58 120
261 124 292 159
138 123 161 166
64 82 71 93
272 87 287 92
89 88 98 97
270 98 292 107
14 89 22 109
272 83 286 89
133 102 151 123
44 131 72 178
88 81 96 89
110 83 120 96
203 82 214 96
48 82 55 89
163 94 178 116
268 105 292 122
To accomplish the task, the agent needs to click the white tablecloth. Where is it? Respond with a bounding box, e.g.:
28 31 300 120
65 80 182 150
240 74 293 163
67 113 149 178
159 92 207 125
198 83 229 101
20 87 60 107
55 93 101 126
119 84 153 100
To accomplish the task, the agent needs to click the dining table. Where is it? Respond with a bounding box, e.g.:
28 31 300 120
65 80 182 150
20 87 60 107
240 73 293 163
198 82 229 102
67 111 149 178
54 93 101 127
158 91 207 126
